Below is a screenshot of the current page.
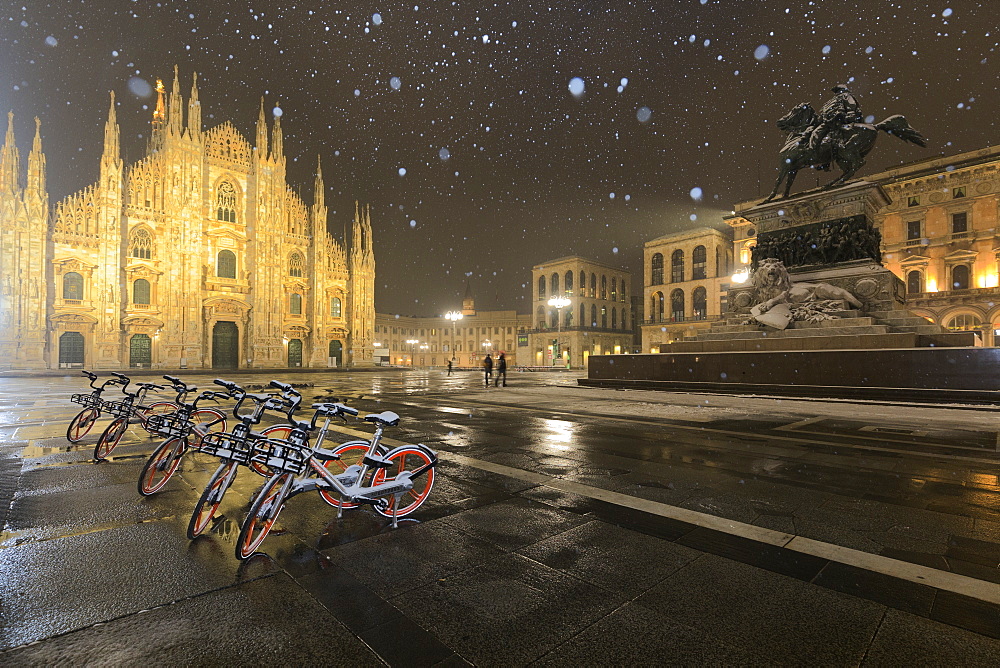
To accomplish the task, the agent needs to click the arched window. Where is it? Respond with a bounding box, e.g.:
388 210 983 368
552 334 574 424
601 275 607 300
128 228 153 259
906 270 923 294
671 250 685 283
620 281 626 302
579 271 586 296
601 306 608 328
536 306 546 329
63 272 84 300
611 309 618 329
217 250 236 279
216 180 238 223
591 305 597 327
651 253 664 285
693 246 707 279
946 313 982 331
565 271 574 294
952 264 970 290
289 253 304 277
551 273 560 295
651 291 664 322
621 307 628 330
579 303 586 327
565 307 572 328
330 297 342 318
693 287 707 320
290 293 302 315
611 277 617 302
133 278 150 305
671 289 685 322
538 276 546 299
590 274 597 298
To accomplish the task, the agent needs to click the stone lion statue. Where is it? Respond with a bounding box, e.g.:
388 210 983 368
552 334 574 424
748 258 862 329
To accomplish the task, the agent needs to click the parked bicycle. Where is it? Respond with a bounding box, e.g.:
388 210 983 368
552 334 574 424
236 380 437 560
186 379 292 540
93 373 176 461
137 376 230 496
67 371 126 443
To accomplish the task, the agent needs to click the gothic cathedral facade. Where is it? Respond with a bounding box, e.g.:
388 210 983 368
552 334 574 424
0 67 376 370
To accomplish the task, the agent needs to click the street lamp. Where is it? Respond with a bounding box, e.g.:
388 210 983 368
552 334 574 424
406 339 418 366
445 311 463 361
548 296 570 367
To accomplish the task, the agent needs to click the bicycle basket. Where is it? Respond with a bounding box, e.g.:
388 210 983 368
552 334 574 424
71 393 103 410
250 438 309 475
104 400 136 420
146 412 191 439
199 431 255 465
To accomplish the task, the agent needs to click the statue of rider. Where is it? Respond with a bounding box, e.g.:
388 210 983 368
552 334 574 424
809 84 863 171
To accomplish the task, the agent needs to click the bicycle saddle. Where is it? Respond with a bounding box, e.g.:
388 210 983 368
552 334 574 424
363 411 400 427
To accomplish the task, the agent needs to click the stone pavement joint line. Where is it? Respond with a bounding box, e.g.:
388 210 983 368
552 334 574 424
328 422 1000 606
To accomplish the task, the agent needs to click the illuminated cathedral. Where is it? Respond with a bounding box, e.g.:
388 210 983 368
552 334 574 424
0 67 375 370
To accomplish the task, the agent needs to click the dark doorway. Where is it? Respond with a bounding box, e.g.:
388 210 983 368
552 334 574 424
288 338 303 367
328 340 343 367
130 334 152 367
212 321 239 369
59 331 85 368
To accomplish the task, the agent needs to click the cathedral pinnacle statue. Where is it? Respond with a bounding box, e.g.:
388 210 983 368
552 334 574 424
762 84 927 202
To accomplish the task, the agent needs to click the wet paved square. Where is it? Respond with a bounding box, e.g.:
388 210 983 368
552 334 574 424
1 371 999 664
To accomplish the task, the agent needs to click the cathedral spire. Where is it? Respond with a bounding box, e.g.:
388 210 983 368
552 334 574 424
103 91 119 159
167 64 184 136
255 97 268 157
313 154 325 210
1 111 21 193
187 71 202 142
100 91 122 188
151 78 166 150
271 111 284 162
26 117 46 200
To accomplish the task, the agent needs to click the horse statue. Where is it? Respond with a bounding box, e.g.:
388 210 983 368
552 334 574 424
762 103 926 202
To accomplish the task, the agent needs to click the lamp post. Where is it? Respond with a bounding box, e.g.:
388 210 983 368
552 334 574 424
419 343 428 367
445 311 463 362
406 339 418 366
548 296 570 367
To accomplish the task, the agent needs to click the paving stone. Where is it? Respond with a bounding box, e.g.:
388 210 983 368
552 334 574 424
518 519 700 597
0 573 382 666
635 554 885 665
437 496 590 551
391 552 623 666
862 609 1000 665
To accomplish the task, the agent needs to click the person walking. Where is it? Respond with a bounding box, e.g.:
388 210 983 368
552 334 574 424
447 358 453 376
494 352 507 387
482 353 493 387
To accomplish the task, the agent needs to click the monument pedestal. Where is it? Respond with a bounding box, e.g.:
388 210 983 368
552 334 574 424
583 182 989 400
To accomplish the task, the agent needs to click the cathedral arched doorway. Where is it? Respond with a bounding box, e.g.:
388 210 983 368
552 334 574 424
129 334 152 368
212 321 239 369
328 340 343 367
58 332 85 368
288 339 303 367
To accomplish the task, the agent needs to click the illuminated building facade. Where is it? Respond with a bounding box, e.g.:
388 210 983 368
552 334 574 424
640 227 734 353
0 68 375 370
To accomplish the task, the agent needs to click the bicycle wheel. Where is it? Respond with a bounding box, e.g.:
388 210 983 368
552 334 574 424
67 408 99 443
140 402 178 434
250 425 293 477
138 437 185 496
187 461 235 539
371 446 436 518
188 409 227 449
94 417 128 461
317 441 371 509
236 472 291 560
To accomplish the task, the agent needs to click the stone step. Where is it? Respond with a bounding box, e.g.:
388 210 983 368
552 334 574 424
720 309 861 325
709 316 880 333
664 332 918 353
698 324 891 341
888 325 948 335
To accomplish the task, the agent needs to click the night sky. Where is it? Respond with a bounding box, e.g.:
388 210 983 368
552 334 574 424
1 1 997 316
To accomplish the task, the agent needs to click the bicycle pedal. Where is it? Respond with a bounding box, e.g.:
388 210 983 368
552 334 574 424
373 498 389 512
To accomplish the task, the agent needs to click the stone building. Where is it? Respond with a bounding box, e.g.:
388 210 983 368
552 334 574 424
374 286 531 367
639 226 734 353
529 256 635 368
0 68 376 370
727 143 1000 346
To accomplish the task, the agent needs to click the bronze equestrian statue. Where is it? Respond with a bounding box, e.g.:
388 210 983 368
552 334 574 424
763 85 927 202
